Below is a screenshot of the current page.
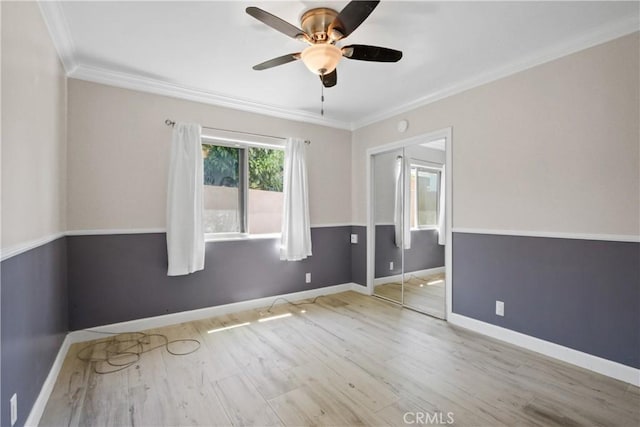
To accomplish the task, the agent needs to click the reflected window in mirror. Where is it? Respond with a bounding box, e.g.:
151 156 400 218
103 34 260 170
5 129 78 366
410 166 440 229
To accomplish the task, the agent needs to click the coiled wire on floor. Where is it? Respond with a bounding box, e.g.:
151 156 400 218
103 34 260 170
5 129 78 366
264 295 325 313
76 331 200 374
76 294 329 374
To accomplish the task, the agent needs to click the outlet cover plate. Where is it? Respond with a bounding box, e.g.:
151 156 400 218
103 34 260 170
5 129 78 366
496 300 505 316
10 393 17 426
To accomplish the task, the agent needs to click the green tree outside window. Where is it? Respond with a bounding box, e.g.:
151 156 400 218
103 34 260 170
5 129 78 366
202 145 284 192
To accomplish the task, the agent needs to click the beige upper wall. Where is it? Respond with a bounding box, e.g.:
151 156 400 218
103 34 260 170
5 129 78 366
353 32 640 237
67 80 352 231
4 7 636 239
1 1 67 249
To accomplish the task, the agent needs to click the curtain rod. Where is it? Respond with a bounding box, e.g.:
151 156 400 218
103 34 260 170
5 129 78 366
164 119 310 144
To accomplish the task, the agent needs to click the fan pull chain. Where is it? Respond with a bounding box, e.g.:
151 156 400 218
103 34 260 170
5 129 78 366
320 79 325 116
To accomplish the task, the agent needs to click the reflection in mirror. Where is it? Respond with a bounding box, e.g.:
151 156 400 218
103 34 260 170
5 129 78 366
402 143 446 318
369 137 447 318
372 149 405 304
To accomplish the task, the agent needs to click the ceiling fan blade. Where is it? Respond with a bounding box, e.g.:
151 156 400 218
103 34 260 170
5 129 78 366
246 7 306 40
320 69 337 88
329 0 379 40
252 53 300 70
342 44 402 62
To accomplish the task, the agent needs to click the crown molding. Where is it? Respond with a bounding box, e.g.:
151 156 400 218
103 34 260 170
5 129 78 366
37 0 77 74
38 0 638 132
69 64 352 130
37 1 350 130
352 16 640 130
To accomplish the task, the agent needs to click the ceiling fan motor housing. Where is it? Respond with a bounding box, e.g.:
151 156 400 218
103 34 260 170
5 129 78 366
301 8 339 42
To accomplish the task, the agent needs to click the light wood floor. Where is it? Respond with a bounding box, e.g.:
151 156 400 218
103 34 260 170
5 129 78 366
374 272 445 318
40 291 639 426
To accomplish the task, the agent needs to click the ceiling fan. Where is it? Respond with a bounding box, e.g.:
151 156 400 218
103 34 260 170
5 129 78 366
246 1 402 88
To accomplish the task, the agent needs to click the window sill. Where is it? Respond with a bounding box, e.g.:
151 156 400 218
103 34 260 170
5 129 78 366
411 226 439 231
205 233 281 243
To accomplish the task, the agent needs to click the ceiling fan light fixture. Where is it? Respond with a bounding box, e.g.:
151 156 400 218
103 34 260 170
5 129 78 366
300 44 342 75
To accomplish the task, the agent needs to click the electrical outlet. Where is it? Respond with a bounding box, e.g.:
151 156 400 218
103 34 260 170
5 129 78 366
389 261 394 270
350 234 358 244
496 301 504 317
305 273 311 283
10 393 17 426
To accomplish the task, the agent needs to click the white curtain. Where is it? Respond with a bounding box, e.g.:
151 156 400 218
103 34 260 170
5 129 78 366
280 138 312 261
394 155 411 249
437 164 446 246
166 123 205 276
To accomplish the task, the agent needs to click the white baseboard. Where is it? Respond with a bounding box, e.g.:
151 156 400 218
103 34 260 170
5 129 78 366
29 285 637 427
374 273 403 286
350 283 371 295
448 313 640 387
68 283 362 343
24 334 72 427
374 266 445 286
27 282 362 426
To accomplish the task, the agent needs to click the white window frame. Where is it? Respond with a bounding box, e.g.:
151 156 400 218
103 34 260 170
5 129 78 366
202 133 284 242
410 162 442 231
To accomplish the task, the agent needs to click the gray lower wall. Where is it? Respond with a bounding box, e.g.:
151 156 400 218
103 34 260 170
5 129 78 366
452 232 640 369
375 225 445 278
67 226 353 330
1 238 68 427
3 227 638 427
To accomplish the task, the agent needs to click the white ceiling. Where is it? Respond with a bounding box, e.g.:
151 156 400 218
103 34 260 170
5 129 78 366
42 1 639 129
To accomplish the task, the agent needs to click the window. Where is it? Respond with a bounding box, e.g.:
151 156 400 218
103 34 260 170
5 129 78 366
202 141 284 237
410 166 440 229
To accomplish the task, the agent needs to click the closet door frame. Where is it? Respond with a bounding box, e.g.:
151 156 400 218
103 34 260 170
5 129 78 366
366 127 453 319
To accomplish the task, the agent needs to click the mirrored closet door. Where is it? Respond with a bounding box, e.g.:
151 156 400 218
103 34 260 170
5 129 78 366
371 140 447 319
372 149 404 305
